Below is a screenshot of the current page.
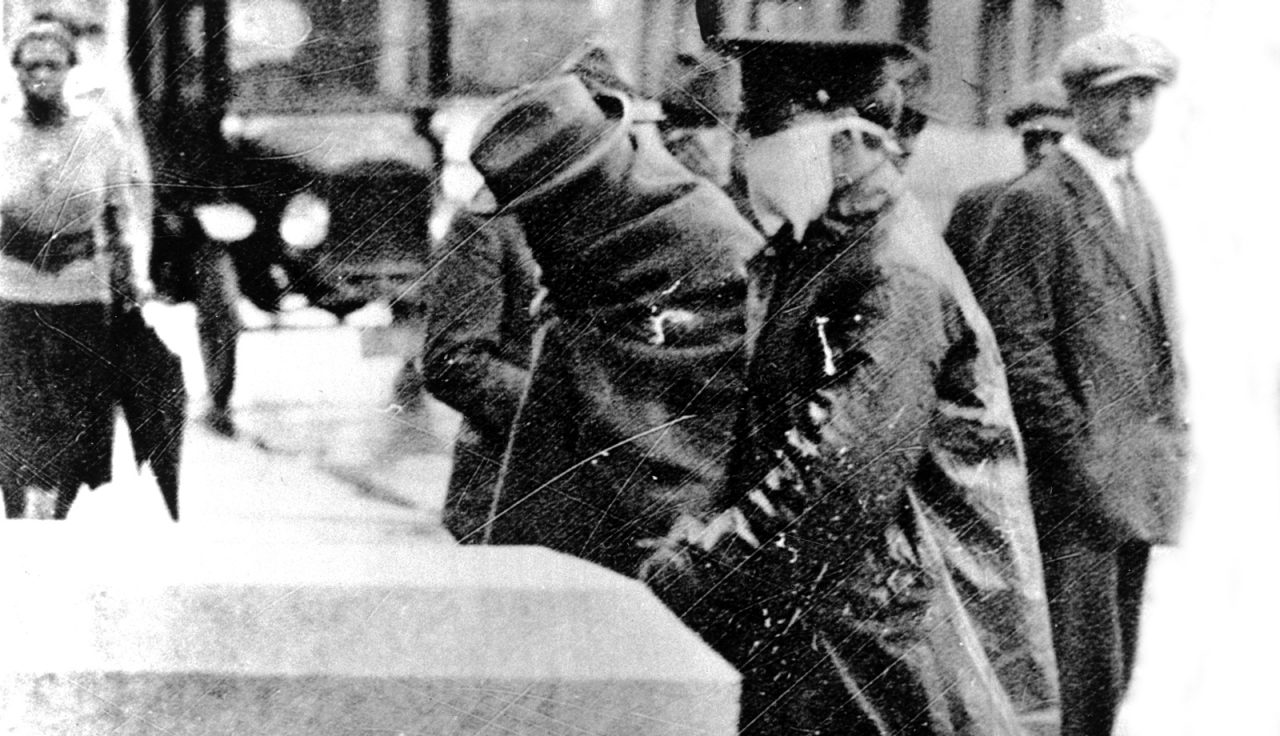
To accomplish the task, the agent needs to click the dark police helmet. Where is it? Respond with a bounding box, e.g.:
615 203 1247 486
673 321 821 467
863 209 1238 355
694 0 925 136
719 36 924 137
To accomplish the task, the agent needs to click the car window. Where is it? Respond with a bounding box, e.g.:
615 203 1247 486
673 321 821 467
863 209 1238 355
193 0 431 112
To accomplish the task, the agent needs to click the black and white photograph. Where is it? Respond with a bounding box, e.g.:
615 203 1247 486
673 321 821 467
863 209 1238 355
1 1 1277 734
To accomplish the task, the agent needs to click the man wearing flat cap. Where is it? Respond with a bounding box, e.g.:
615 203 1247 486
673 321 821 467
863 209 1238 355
945 77 1073 282
974 29 1187 736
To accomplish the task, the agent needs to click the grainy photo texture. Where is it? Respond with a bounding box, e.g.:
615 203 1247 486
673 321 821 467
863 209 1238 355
1 1 1277 735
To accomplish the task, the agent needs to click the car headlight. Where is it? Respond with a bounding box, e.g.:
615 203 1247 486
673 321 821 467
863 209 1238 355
193 202 256 242
280 192 330 250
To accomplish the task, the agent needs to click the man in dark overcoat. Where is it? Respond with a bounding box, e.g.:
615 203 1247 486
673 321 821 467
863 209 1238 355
421 191 539 543
467 75 760 578
642 38 1059 736
973 30 1188 736
944 78 1072 282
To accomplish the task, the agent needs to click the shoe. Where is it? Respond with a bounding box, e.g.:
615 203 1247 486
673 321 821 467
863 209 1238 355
201 407 237 438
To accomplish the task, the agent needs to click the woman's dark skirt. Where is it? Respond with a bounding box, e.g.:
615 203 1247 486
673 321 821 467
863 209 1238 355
0 300 115 515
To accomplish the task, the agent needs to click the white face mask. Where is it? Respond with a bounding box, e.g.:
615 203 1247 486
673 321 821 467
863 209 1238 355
743 114 897 240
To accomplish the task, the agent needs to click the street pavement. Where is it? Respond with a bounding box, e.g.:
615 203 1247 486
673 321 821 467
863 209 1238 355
63 300 459 541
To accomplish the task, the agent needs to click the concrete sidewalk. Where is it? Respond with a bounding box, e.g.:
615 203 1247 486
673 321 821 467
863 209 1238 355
66 413 454 546
63 301 459 538
234 398 460 515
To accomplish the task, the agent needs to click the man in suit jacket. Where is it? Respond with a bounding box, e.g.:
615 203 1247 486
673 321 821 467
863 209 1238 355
944 78 1072 281
421 191 540 543
974 30 1187 736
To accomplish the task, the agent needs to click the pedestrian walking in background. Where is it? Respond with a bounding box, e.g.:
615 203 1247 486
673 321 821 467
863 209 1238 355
467 74 759 578
944 78 1073 281
421 189 539 543
188 222 243 437
642 38 1058 736
973 29 1187 736
0 22 152 519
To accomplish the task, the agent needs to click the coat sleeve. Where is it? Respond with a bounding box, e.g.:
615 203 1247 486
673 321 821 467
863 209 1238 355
973 185 1087 455
116 110 154 293
98 115 152 299
421 212 532 437
793 270 947 534
943 186 993 278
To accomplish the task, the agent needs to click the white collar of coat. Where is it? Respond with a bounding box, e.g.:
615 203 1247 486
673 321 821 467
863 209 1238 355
1059 133 1134 224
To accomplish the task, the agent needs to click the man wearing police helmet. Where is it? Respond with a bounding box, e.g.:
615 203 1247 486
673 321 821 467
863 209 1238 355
641 10 1059 734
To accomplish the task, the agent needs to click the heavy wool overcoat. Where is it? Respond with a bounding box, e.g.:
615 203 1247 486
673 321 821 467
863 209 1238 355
973 150 1188 547
423 205 539 543
483 133 761 577
656 141 1059 735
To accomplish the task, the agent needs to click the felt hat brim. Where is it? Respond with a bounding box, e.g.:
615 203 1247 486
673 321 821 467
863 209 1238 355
499 91 634 211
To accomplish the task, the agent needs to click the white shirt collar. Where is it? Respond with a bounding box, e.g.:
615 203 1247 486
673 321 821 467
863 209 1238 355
1059 134 1133 224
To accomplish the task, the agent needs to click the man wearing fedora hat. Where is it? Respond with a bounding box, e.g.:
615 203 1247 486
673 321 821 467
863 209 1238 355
640 36 1058 736
423 46 713 532
945 77 1073 282
974 29 1187 736
467 74 760 579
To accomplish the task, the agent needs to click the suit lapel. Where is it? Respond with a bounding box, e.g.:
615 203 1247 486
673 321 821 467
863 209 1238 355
1134 183 1187 394
1134 183 1178 337
1050 152 1159 323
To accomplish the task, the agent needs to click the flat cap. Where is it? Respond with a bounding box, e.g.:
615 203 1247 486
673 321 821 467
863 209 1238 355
1058 30 1178 92
1003 78 1072 132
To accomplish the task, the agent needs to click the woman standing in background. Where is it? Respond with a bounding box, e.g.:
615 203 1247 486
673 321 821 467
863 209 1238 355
0 21 149 519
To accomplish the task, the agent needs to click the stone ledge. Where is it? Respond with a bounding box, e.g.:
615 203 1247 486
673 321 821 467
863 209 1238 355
0 528 738 735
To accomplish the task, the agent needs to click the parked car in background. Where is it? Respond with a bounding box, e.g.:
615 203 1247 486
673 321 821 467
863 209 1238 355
134 0 443 321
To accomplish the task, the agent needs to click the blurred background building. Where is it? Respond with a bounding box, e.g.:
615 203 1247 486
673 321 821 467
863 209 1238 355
1 0 1112 252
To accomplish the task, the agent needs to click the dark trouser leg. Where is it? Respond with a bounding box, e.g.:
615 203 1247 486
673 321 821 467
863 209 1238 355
194 242 242 417
1116 542 1151 687
3 484 24 518
1042 539 1151 736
